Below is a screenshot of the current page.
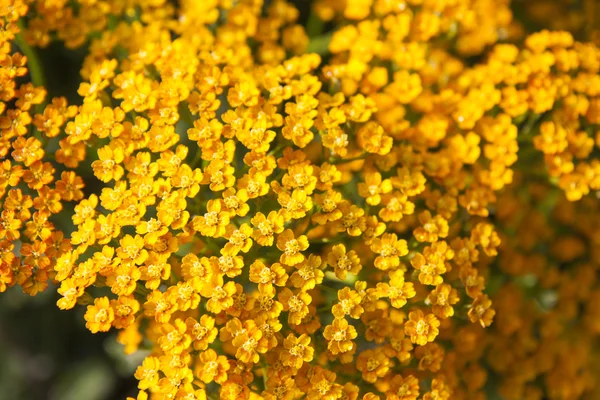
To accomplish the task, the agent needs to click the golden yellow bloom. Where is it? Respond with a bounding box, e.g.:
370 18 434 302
134 356 160 390
404 310 440 346
468 294 496 328
356 348 390 383
332 286 364 319
276 229 309 266
282 333 314 369
279 288 312 325
371 233 408 271
195 349 230 384
251 211 285 246
324 317 358 355
386 374 420 400
428 283 460 319
376 270 416 309
193 199 230 238
84 296 114 333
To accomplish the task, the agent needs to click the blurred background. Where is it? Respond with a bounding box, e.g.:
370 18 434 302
0 284 144 399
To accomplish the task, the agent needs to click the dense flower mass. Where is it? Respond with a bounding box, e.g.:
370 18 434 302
1 0 600 399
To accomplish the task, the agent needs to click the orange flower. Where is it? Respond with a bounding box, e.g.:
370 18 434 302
468 294 496 327
356 349 390 383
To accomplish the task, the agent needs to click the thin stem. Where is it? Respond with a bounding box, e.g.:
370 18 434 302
189 148 203 169
15 21 46 89
306 11 324 38
15 20 47 143
319 284 340 294
329 153 367 165
261 362 268 391
307 32 333 56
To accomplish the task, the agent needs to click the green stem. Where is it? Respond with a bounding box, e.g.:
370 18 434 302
261 362 268 391
189 147 203 169
15 21 46 89
329 153 367 165
320 284 340 295
307 32 333 56
306 12 324 38
15 20 47 143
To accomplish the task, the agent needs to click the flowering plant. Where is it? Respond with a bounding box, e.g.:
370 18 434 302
1 0 600 399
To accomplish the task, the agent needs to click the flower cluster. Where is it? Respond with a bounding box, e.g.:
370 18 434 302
1 0 600 399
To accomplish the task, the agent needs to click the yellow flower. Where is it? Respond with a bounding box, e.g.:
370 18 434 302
106 262 141 296
428 283 460 319
290 254 324 290
357 122 393 155
333 203 366 236
248 259 289 289
358 170 393 206
413 211 449 243
386 374 420 400
200 275 237 314
468 294 496 328
375 270 416 308
110 295 140 329
282 333 314 369
192 199 230 238
278 288 312 325
195 349 230 384
276 229 309 266
223 223 253 255
92 144 125 183
332 287 364 319
327 243 362 280
230 319 266 363
186 315 218 351
371 233 408 271
404 310 440 346
158 318 191 354
250 284 283 319
134 356 160 391
251 211 285 246
84 296 114 333
356 348 390 383
323 317 357 355
116 234 148 265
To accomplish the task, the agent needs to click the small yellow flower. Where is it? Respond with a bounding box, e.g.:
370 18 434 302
192 199 230 238
323 317 357 355
371 233 408 271
84 296 114 333
282 333 314 369
195 349 230 384
468 294 496 327
276 229 309 266
356 348 390 383
404 310 440 346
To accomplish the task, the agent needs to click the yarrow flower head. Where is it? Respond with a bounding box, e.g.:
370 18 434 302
1 0 600 399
